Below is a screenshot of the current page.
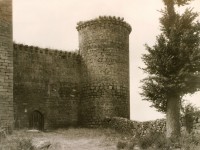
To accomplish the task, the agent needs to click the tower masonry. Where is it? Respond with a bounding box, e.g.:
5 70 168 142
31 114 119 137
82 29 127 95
77 16 131 126
0 0 14 132
0 6 132 129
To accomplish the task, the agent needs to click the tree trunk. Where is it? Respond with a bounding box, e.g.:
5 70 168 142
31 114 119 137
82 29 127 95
166 94 181 139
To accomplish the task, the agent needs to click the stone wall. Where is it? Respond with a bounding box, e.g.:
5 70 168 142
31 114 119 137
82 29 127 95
104 117 200 137
0 0 14 132
77 16 132 126
0 12 132 129
13 44 81 129
13 16 132 128
104 117 166 137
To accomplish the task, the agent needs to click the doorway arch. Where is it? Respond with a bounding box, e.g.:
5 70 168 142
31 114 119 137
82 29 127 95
29 110 44 130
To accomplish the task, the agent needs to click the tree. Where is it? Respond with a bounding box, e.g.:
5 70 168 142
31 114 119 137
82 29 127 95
141 0 200 139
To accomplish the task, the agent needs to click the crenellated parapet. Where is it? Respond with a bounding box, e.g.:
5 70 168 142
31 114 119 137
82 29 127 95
76 16 132 33
13 43 81 60
13 44 81 129
77 16 131 126
10 14 131 129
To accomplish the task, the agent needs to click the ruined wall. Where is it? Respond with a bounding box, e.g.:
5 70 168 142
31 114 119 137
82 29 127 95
103 117 166 137
105 117 200 137
13 44 81 129
77 16 132 126
0 0 14 132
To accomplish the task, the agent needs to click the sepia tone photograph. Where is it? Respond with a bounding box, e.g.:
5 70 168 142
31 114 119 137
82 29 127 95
1 0 200 149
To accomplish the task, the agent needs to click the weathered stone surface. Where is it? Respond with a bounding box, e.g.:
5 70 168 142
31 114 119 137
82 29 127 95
1 1 131 129
0 0 14 132
32 139 51 150
105 117 200 138
0 128 6 139
13 16 132 129
104 117 166 137
13 44 81 129
77 16 131 126
133 145 141 150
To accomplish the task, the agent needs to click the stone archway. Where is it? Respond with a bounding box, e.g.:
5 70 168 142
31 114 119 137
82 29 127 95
29 110 44 130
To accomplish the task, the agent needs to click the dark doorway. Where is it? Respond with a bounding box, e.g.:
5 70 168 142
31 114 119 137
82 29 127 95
29 110 44 130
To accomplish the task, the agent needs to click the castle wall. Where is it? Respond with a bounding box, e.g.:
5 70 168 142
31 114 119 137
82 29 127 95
0 0 14 132
13 44 81 129
77 16 131 126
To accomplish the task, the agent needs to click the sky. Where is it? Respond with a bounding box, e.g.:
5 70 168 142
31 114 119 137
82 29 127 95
13 0 200 121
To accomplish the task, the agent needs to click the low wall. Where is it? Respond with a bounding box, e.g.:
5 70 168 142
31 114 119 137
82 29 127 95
104 117 200 137
103 117 166 137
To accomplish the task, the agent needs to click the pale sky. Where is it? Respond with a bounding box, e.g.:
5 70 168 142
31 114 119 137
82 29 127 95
13 0 200 121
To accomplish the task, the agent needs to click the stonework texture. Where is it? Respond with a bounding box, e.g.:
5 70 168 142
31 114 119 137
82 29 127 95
77 17 131 126
103 117 166 137
0 2 132 130
13 44 81 129
105 117 200 137
0 0 14 132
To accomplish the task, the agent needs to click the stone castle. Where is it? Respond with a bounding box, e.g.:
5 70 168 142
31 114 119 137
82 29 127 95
0 0 131 130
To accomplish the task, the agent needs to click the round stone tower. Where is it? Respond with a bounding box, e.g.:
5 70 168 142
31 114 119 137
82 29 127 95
77 16 131 126
0 0 14 132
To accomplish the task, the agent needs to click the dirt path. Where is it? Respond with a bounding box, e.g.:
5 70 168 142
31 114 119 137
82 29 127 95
46 136 116 150
31 128 125 150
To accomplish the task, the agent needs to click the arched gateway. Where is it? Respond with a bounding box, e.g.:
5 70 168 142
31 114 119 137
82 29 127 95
29 110 44 130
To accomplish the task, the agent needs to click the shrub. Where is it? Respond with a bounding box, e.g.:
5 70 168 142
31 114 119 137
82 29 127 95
137 131 167 149
181 102 200 133
116 138 137 150
0 133 33 150
106 117 200 149
17 138 33 150
135 131 200 150
180 132 200 150
0 128 7 142
117 140 127 149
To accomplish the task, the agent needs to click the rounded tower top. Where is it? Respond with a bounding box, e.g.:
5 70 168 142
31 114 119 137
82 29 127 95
76 16 132 33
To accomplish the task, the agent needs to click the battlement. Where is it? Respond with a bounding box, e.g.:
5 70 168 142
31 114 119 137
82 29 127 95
76 16 132 33
1 0 131 129
13 43 81 59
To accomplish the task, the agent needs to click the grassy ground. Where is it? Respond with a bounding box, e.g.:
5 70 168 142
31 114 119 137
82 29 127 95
1 128 200 150
0 128 131 150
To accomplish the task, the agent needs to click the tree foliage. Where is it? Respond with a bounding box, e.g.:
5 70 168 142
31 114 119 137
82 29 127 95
141 0 200 112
